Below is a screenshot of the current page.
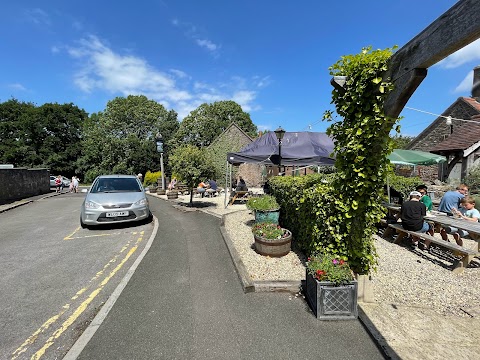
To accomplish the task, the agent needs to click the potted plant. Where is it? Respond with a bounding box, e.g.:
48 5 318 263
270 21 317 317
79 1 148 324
305 252 358 320
246 195 280 224
252 222 292 257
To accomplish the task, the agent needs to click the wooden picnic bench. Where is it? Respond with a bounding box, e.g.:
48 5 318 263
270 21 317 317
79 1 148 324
229 190 250 206
385 223 479 273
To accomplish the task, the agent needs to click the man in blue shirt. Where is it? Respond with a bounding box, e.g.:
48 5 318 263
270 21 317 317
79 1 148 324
438 184 468 215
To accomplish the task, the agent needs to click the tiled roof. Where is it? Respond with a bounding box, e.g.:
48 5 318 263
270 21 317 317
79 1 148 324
463 97 480 112
430 98 480 153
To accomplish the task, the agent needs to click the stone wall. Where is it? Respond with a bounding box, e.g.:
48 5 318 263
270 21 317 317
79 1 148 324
0 168 50 204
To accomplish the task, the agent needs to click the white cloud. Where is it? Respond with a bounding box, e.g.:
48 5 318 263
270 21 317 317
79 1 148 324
453 70 473 93
8 83 27 91
171 18 220 55
169 69 189 79
196 39 217 51
51 46 60 54
232 90 258 112
437 39 480 69
66 35 262 119
25 8 51 26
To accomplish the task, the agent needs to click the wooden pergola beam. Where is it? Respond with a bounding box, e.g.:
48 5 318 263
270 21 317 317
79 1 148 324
384 0 480 118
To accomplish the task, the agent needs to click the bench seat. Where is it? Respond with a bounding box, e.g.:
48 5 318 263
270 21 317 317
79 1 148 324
386 223 479 273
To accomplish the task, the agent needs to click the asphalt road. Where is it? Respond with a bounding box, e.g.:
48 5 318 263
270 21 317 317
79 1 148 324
73 197 385 360
0 193 154 360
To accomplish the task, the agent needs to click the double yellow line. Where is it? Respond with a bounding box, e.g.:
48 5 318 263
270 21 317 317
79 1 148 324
12 231 144 360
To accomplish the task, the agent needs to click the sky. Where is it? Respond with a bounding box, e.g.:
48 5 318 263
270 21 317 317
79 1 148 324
1 0 479 137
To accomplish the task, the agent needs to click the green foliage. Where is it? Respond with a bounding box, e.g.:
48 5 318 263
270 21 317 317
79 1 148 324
463 165 480 192
252 222 289 240
386 173 424 201
306 252 354 286
144 170 161 187
78 95 178 182
246 195 279 211
174 100 257 148
323 46 399 273
268 173 338 253
169 145 216 204
0 99 86 176
391 134 415 149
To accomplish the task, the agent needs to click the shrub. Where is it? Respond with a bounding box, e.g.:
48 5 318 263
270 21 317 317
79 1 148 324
464 165 480 193
246 195 279 211
144 171 161 187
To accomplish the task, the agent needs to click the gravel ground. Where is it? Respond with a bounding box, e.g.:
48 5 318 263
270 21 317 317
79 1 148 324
151 190 480 317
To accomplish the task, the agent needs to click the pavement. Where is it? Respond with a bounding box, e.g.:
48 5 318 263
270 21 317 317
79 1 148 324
2 191 478 359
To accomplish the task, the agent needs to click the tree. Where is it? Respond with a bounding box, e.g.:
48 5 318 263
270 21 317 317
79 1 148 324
174 100 257 148
0 99 86 176
169 145 216 205
391 134 415 149
78 95 179 182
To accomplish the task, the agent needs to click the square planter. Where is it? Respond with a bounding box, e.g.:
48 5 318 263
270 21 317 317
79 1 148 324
305 271 358 320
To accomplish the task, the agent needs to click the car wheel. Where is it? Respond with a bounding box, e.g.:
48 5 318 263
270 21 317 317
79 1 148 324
80 217 89 229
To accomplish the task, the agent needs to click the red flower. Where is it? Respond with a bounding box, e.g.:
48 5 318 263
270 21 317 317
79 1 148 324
339 259 345 265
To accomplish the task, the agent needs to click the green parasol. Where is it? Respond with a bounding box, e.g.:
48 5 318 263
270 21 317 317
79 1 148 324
386 149 447 202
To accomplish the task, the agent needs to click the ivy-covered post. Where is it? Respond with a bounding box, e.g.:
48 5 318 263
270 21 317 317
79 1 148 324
325 46 400 274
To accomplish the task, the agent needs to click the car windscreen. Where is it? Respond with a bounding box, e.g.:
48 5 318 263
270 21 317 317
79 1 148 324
90 178 142 193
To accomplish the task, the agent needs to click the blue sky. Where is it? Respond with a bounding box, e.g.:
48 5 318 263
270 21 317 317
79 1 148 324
1 0 479 136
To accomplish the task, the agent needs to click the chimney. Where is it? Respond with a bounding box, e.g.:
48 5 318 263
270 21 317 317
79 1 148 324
473 65 480 100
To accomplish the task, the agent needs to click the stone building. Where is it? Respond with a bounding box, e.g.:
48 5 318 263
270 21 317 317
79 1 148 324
407 65 480 182
207 122 264 187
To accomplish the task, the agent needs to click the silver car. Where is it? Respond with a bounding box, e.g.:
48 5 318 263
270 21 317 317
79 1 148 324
80 175 151 228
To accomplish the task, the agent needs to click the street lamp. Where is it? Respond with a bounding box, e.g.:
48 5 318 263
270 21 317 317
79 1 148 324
274 126 286 174
155 133 165 190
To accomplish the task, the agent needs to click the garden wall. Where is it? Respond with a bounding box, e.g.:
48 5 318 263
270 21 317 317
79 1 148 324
0 168 50 204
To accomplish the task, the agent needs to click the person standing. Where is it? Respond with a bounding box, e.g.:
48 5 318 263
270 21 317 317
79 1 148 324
438 184 468 215
54 175 62 193
72 176 79 193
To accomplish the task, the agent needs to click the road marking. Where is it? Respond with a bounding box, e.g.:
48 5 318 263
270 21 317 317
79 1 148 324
64 227 80 240
64 229 140 240
11 232 144 359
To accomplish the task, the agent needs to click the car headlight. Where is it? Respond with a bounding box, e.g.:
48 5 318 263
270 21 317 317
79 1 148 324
134 198 148 206
84 200 100 209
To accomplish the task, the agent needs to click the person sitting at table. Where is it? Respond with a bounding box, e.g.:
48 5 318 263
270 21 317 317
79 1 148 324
205 179 218 197
440 196 480 246
384 185 403 205
438 184 468 215
236 176 248 192
416 185 433 211
197 180 206 198
400 191 434 249
168 177 177 190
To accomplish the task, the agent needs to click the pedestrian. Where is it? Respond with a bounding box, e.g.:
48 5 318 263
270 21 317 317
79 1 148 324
69 177 75 193
72 176 79 193
54 175 62 193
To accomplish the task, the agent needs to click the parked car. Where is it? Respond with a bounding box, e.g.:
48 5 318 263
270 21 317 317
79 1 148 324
80 174 151 228
49 175 71 188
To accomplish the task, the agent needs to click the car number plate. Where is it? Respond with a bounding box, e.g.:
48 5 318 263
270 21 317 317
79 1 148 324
106 211 129 217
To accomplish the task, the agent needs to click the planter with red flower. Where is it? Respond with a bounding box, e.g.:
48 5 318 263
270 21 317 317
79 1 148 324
252 222 292 257
305 252 358 320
